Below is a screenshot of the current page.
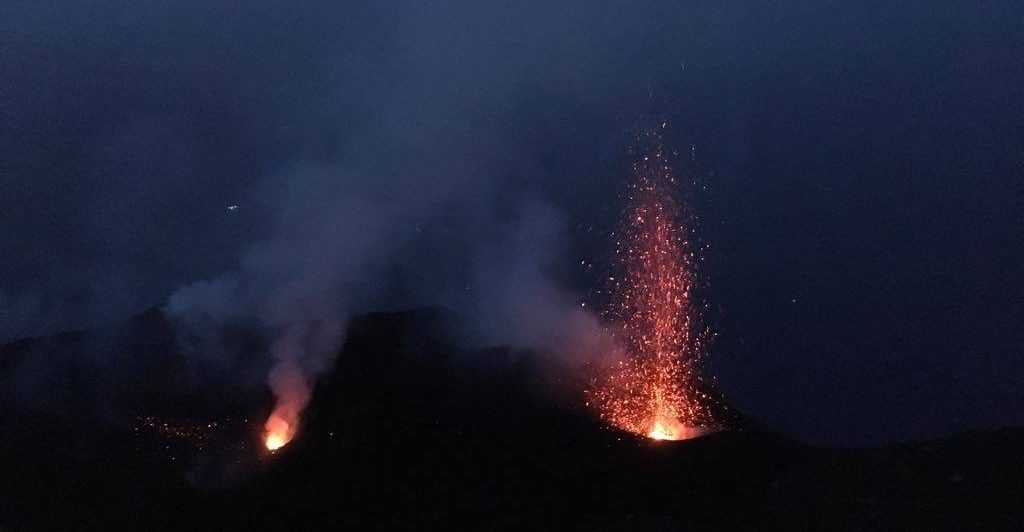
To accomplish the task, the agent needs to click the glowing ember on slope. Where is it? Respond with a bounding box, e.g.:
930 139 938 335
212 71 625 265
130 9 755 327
588 125 717 441
135 415 231 450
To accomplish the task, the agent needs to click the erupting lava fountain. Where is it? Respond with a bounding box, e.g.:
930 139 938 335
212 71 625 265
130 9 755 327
588 125 718 441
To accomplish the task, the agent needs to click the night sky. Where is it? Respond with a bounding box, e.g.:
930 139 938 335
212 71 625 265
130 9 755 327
2 0 1022 444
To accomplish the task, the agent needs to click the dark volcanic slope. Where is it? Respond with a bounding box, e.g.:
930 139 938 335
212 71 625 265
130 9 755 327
1 310 1022 531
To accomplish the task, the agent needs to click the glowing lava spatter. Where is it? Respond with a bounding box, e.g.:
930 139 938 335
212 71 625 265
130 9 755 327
588 126 717 441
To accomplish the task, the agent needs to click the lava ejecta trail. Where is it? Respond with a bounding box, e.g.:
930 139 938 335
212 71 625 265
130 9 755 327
588 125 717 441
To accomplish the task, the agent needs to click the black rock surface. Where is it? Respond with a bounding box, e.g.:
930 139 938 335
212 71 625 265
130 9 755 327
1 309 1021 530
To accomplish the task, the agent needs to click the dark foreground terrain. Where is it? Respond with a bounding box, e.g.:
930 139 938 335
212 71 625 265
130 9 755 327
1 310 1021 530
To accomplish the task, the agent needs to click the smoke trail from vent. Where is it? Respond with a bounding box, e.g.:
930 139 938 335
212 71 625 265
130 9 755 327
166 163 606 450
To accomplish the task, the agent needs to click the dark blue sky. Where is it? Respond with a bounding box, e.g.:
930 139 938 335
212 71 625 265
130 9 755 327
2 0 1022 444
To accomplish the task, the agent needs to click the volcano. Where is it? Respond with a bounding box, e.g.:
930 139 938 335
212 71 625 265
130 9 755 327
1 309 1022 531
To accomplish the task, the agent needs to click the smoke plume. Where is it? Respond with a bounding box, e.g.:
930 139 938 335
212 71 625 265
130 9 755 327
145 0 657 440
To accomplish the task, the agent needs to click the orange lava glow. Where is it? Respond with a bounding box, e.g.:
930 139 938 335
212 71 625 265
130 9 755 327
648 418 687 441
263 412 294 451
588 126 717 441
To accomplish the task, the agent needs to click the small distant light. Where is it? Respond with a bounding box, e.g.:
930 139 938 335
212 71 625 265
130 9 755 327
227 205 239 211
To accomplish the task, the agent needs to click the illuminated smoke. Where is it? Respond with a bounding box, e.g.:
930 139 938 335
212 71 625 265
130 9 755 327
262 360 308 451
257 296 346 453
587 125 717 441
